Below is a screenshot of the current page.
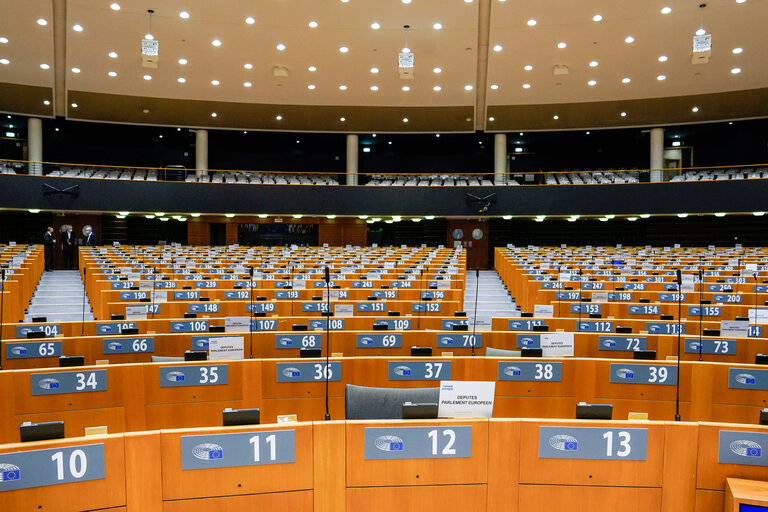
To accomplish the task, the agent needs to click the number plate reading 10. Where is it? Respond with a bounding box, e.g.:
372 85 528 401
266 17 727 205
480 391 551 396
364 426 471 460
609 363 677 385
388 361 451 380
0 444 105 491
180 430 295 470
538 426 648 460
31 370 108 395
159 365 228 387
497 361 562 381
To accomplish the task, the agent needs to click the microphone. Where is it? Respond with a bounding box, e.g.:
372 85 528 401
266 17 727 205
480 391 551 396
675 268 682 422
471 268 479 356
0 268 5 370
249 266 254 359
81 266 87 336
698 268 703 361
324 265 332 421
324 266 330 283
754 271 759 328
676 268 682 288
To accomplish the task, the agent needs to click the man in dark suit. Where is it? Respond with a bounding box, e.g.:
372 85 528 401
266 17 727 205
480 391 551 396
62 225 75 270
44 227 55 271
84 225 97 246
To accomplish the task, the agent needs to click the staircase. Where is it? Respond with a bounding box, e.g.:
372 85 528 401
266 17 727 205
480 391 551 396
463 270 517 331
24 271 93 323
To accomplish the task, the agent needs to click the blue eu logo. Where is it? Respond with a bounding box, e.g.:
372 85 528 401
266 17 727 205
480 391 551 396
389 442 404 451
564 441 578 451
209 449 223 459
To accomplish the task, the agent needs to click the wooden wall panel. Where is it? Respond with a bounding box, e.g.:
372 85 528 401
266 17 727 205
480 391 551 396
162 490 313 512
187 222 209 246
518 485 662 512
347 485 487 512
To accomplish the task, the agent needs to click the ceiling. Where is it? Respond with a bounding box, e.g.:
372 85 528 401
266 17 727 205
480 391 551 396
0 0 766 132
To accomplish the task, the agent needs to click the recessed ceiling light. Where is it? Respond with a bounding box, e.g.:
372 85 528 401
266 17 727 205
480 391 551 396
402 117 408 123
523 65 533 72
143 74 151 80
589 60 598 67
402 0 411 3
433 22 443 30
43 100 50 105
490 84 499 90
657 74 666 80
522 83 531 89
144 33 153 40
212 39 222 47
110 3 120 10
178 58 188 65
72 24 84 32
244 63 253 69
402 85 410 91
464 84 473 91
661 6 672 13
658 55 668 62
736 0 746 3
402 46 410 53
370 85 379 91
179 11 189 19
0 58 9 65
339 46 349 53
620 111 627 117
71 67 80 73
308 65 317 72
276 43 286 51
243 81 252 87
527 19 537 26
489 116 495 121
587 80 596 86
370 67 379 74
339 84 348 90
553 115 559 120
732 47 743 54
371 22 381 29
340 117 346 122
108 51 118 58
731 67 741 74
308 20 318 28
625 35 635 43
557 42 567 48
211 79 220 85
696 28 706 36
0 37 7 44
433 67 442 74
37 18 48 26
211 112 217 117
622 77 631 83
464 0 472 3
276 115 282 120
692 106 700 112
493 44 502 52
177 77 186 83
307 84 316 89
71 102 78 108
677 213 689 218
108 71 117 77
245 16 255 24
433 85 442 91
40 63 49 69
592 14 603 21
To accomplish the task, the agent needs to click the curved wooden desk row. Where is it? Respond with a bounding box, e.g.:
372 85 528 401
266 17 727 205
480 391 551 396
491 316 751 336
3 330 768 370
0 250 43 323
1 357 766 444
0 419 766 512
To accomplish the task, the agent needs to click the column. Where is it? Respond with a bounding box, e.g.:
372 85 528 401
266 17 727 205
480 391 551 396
346 134 358 186
28 117 43 175
195 129 208 178
650 127 664 183
494 133 507 185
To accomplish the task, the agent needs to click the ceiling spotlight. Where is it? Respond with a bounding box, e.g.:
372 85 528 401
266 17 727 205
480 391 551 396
276 115 282 120
589 60 598 67
276 43 286 51
731 67 741 74
108 51 118 58
143 74 151 80
493 44 503 52
433 22 443 30
0 37 7 43
178 58 188 65
401 47 410 53
308 84 316 89
524 65 533 71
592 14 603 21
244 63 253 69
433 85 442 91
527 19 537 26
339 85 348 90
177 77 186 83
692 106 699 112
211 39 222 47
37 18 48 26
553 115 559 120
370 85 379 91
0 58 9 65
340 117 346 122
110 3 121 10
587 80 596 86
658 55 668 62
179 11 189 19
402 0 412 3
696 28 706 36
339 46 349 53
370 67 379 74
211 112 217 117
144 33 153 40
661 6 672 13
308 66 317 72
43 100 51 105
72 24 84 32
620 111 627 117
308 20 318 28
402 117 409 123
490 84 499 90
732 47 743 54
371 22 381 29
71 67 81 73
402 85 410 91
464 84 473 91
108 71 117 77
625 35 635 43
622 77 631 83
70 102 78 108
433 67 442 74
40 63 50 70
657 74 666 80
488 116 495 121
522 83 531 89
210 79 220 85
245 16 255 24
557 42 567 48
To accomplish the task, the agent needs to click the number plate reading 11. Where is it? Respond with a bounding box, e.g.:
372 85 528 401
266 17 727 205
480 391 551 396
159 365 228 387
538 426 648 460
180 430 295 470
364 426 471 460
388 361 451 380
0 444 105 491
609 363 677 385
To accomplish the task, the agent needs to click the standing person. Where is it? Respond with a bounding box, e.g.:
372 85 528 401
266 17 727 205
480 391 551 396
61 225 75 270
43 227 55 271
84 225 97 246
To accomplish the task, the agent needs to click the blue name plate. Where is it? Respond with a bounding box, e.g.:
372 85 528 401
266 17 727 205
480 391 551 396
687 305 722 317
153 280 178 288
412 302 442 313
708 284 734 292
623 283 646 291
608 292 634 301
246 302 277 313
388 361 451 380
188 302 220 314
728 368 768 390
308 318 346 331
160 365 228 387
570 304 602 315
578 321 614 332
508 320 545 331
627 305 660 315
194 281 219 288
276 362 341 382
713 294 743 303
274 290 300 299
684 338 736 354
170 320 209 332
301 302 331 313
357 302 387 312
516 334 540 348
390 281 413 288
421 290 444 299
352 281 375 288
275 333 322 349
538 426 648 460
498 361 562 381
364 426 471 460
110 281 136 289
581 282 605 290
357 333 402 348
96 322 138 335
609 363 677 385
598 336 647 351
180 430 295 470
658 293 686 302
31 370 108 395
718 430 768 466
15 324 62 338
174 291 201 300
102 337 154 354
0 444 105 491
646 322 685 334
374 318 412 330
436 333 482 348
555 292 581 300
119 291 151 301
6 341 62 359
441 319 467 330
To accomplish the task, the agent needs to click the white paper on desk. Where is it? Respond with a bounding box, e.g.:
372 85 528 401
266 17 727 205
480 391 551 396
438 380 495 419
209 336 244 360
534 304 554 318
541 333 574 357
720 320 749 338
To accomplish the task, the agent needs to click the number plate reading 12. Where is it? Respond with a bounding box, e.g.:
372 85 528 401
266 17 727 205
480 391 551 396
538 426 648 460
364 426 471 460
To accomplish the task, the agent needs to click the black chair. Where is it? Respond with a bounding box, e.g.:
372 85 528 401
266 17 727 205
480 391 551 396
345 384 440 420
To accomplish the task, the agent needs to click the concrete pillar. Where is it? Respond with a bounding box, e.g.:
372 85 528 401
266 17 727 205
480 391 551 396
494 133 507 185
195 129 208 177
28 117 43 175
650 127 664 183
346 134 358 185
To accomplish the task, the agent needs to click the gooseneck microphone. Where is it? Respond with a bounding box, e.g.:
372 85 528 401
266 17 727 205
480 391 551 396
675 268 682 422
471 268 479 356
81 266 87 336
698 268 703 361
0 268 5 370
249 266 255 359
324 265 331 421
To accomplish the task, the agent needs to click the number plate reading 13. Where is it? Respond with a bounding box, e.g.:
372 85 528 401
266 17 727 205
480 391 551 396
538 426 648 460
